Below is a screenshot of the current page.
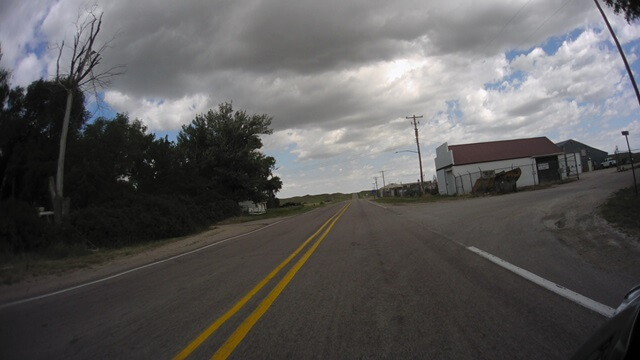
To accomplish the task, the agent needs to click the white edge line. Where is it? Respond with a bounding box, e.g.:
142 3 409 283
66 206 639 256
367 200 387 209
0 220 284 310
467 246 615 318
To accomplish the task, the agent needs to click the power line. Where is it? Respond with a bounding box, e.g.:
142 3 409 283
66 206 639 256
485 0 536 52
515 0 577 51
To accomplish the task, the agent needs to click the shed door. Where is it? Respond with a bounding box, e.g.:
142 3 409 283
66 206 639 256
535 156 560 184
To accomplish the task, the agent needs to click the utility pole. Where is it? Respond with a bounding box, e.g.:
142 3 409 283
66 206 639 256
380 170 386 197
407 115 425 195
622 131 637 196
374 177 379 198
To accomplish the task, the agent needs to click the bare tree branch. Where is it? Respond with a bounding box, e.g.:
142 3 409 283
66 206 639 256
55 40 64 84
55 7 125 92
51 5 126 223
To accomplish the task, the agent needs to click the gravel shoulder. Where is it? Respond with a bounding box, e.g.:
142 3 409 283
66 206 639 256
0 217 286 304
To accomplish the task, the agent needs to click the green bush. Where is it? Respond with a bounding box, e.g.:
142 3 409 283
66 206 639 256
0 194 242 253
0 200 47 253
70 194 240 247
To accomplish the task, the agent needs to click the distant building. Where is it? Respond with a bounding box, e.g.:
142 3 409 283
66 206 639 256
614 150 638 166
379 181 436 197
435 137 578 195
555 139 607 171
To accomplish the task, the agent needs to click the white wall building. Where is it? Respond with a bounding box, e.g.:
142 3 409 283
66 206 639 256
435 137 579 195
238 201 267 214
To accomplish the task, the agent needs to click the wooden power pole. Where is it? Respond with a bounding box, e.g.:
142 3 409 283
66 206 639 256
594 0 640 109
407 115 425 194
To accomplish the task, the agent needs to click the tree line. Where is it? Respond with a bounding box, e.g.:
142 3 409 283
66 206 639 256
0 73 282 253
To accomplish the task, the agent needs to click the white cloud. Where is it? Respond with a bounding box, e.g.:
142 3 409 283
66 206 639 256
0 0 50 68
104 91 211 131
3 0 640 197
12 53 44 86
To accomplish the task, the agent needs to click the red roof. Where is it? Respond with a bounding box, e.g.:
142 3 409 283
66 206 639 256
449 137 562 166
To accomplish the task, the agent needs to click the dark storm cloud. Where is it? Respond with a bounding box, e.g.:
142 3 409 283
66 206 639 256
101 0 433 99
4 0 638 197
213 0 427 73
1 0 619 135
96 0 598 101
423 0 594 56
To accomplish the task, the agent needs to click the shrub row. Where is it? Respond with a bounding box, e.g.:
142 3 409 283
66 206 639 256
0 199 47 253
0 195 241 253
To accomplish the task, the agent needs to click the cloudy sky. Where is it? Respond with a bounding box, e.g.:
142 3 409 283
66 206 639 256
1 0 639 198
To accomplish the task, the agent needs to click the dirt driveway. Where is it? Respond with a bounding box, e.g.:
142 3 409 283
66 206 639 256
390 167 640 306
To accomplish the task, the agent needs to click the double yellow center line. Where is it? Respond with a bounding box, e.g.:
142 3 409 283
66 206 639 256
174 201 352 360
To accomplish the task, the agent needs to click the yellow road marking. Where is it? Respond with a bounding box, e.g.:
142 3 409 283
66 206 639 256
211 201 351 360
173 202 350 360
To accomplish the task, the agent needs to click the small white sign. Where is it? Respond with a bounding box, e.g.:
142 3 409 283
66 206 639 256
537 163 549 170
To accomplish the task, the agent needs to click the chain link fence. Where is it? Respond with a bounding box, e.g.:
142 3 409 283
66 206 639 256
450 154 581 195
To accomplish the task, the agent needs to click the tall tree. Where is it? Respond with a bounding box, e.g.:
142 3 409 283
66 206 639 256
1 47 82 205
1 73 87 204
68 114 154 207
52 7 123 223
177 102 282 203
602 0 640 22
0 49 24 200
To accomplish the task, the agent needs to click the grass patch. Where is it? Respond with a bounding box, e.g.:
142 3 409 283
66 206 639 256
0 245 108 285
0 202 322 284
0 194 351 284
600 186 640 238
0 229 205 285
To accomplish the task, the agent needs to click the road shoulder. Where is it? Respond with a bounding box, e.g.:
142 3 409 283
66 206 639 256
0 217 285 305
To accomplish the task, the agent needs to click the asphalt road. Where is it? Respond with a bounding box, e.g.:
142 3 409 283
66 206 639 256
1 169 637 359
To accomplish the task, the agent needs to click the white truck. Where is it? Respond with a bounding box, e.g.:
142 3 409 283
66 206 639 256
600 157 616 168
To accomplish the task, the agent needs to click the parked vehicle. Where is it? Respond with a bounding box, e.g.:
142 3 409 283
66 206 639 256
601 158 617 168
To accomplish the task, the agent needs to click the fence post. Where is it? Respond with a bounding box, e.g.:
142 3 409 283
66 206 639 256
444 174 448 195
454 175 458 195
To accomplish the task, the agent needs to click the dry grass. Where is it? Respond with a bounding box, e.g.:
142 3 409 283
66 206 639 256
600 186 640 239
0 230 204 285
0 203 325 284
